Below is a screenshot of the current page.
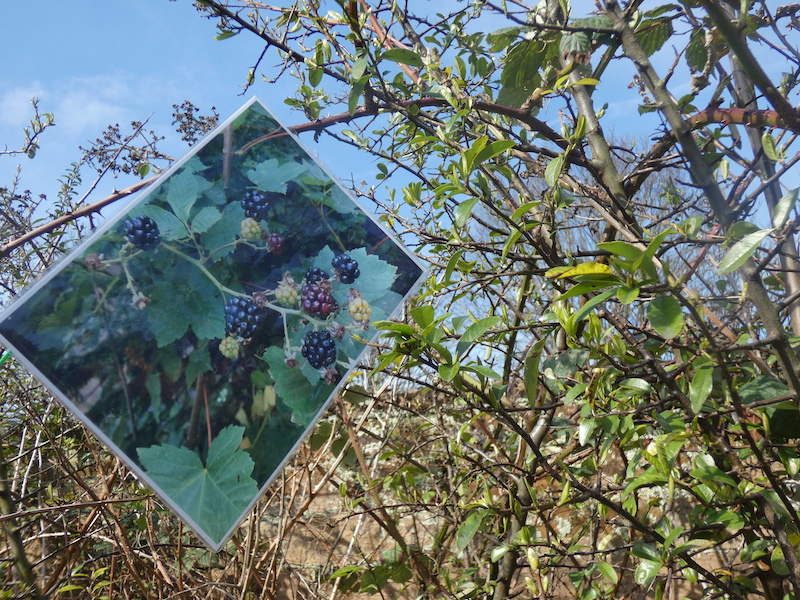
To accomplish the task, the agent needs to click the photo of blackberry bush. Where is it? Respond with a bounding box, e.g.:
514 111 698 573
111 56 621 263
0 99 425 549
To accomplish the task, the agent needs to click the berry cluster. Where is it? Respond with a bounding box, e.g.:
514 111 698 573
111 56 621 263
300 282 339 319
124 216 161 251
224 297 264 339
301 331 337 369
241 190 271 221
332 254 360 284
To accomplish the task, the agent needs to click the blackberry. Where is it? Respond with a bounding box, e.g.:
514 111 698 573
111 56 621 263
301 331 337 369
240 217 262 241
305 267 329 284
331 253 360 284
301 282 339 319
348 296 372 322
224 297 264 339
123 216 161 251
219 336 240 359
275 273 300 307
241 190 271 221
267 233 283 254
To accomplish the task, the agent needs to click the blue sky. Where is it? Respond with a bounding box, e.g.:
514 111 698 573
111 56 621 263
2 1 793 222
0 1 317 207
0 0 615 213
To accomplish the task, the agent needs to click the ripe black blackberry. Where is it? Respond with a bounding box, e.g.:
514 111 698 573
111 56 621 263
123 216 161 251
300 283 339 319
241 190 271 221
331 253 360 284
224 297 264 339
301 330 337 369
305 266 329 284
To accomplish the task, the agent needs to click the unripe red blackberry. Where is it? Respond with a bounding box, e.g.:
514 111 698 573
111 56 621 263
267 233 283 254
300 283 339 319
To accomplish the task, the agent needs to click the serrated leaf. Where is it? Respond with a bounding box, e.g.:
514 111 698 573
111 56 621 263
718 228 774 275
190 206 222 234
380 48 423 67
166 170 212 222
138 425 258 543
138 205 188 242
772 188 798 229
647 296 683 339
246 159 308 193
263 346 324 427
635 19 673 56
686 28 708 71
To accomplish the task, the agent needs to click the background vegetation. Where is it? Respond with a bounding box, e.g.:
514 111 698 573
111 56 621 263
2 1 800 599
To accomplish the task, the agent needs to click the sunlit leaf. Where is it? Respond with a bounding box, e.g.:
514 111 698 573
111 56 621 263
647 296 683 339
717 228 774 275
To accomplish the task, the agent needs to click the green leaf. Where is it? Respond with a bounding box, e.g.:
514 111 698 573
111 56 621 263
597 561 619 584
138 205 188 242
689 359 714 414
439 362 461 382
635 559 662 586
572 288 616 323
544 156 564 186
762 132 784 163
635 19 673 56
190 206 222 234
166 170 212 223
454 197 479 228
686 27 708 71
523 339 547 408
718 228 774 275
473 139 517 165
409 305 435 329
263 346 326 427
214 29 238 41
380 48 423 67
647 296 683 339
772 188 798 229
459 316 502 345
138 426 259 543
689 465 738 488
246 159 308 194
738 375 791 404
456 510 485 552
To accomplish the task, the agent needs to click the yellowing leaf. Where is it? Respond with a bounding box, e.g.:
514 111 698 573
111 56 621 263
554 262 613 279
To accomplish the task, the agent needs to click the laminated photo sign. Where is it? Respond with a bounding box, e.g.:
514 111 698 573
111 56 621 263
0 97 426 550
